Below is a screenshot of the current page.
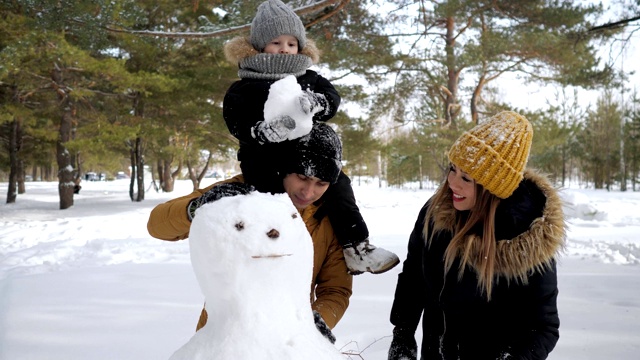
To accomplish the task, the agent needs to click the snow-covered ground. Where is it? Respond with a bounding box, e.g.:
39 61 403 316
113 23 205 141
1 178 639 360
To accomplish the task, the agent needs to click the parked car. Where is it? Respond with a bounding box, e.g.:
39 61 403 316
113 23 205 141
116 171 129 179
205 171 221 179
85 172 99 181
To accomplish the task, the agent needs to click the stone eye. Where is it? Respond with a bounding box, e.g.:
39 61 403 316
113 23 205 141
235 222 244 231
291 213 298 219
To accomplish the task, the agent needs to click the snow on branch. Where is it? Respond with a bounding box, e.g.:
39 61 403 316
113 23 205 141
86 0 349 39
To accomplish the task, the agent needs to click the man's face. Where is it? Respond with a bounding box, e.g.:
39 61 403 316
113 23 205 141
283 173 330 211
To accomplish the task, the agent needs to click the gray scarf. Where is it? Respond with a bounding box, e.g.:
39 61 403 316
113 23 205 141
238 53 312 80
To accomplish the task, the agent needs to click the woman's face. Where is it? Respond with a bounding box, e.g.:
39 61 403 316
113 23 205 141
263 34 299 55
282 173 330 211
447 163 476 211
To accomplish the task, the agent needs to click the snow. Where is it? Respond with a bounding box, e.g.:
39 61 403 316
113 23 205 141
263 75 314 141
1 178 640 360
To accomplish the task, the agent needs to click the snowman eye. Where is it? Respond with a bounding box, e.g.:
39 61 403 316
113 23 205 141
235 222 245 231
291 213 298 219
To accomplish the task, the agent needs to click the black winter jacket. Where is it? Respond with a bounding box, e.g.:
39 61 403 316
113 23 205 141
223 70 340 148
221 37 340 192
390 170 566 360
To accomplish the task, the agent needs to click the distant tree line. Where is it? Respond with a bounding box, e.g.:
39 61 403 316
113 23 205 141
1 0 639 209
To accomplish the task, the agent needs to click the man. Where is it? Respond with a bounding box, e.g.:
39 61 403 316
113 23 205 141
147 123 352 337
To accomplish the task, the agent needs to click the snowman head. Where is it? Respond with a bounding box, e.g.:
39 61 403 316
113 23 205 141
188 191 313 297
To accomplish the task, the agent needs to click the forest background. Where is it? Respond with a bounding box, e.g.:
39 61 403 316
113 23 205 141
2 0 640 209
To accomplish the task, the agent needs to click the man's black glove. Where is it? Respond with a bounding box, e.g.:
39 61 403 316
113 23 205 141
187 182 255 220
313 310 336 344
388 327 417 360
299 91 327 115
251 115 296 144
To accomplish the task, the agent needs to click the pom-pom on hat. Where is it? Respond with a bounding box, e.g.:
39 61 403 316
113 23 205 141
281 123 342 184
448 111 533 199
250 0 307 52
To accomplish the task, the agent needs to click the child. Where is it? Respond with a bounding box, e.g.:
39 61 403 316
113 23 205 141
221 0 399 274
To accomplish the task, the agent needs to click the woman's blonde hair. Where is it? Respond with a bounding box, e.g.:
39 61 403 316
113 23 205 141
425 176 501 300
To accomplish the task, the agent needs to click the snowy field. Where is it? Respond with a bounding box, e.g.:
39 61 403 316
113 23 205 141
1 177 639 360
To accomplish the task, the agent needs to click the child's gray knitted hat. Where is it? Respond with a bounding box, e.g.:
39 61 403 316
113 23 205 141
250 0 307 51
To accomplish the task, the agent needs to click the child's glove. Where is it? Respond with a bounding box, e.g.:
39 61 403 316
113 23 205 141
187 182 255 220
313 310 336 344
299 91 327 115
387 327 417 360
251 115 296 144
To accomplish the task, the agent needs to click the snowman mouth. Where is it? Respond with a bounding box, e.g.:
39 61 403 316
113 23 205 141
251 254 292 259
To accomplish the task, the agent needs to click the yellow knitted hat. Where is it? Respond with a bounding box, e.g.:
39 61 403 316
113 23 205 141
448 111 533 199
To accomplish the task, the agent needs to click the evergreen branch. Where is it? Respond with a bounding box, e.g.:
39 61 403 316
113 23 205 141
452 16 474 42
330 70 356 82
73 0 348 39
482 58 530 82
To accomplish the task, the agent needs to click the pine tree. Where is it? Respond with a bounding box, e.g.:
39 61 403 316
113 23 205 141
373 0 617 128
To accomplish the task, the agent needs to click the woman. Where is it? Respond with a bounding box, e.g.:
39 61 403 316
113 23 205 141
388 111 566 360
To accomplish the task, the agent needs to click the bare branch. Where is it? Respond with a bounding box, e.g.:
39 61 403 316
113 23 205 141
339 336 392 359
305 0 350 28
74 0 348 39
589 15 640 32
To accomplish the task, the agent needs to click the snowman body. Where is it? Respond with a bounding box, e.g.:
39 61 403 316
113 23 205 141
169 192 344 360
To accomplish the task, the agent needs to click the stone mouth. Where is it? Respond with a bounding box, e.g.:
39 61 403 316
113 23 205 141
251 254 292 259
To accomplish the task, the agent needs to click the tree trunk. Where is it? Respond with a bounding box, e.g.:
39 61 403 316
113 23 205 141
170 161 182 191
418 154 423 190
56 112 75 209
129 92 146 201
43 165 53 182
72 141 82 194
444 16 460 129
470 75 486 125
6 118 19 204
17 159 26 194
561 146 567 187
620 113 626 191
135 136 145 201
157 159 164 190
163 159 175 192
186 159 199 190
53 63 75 210
129 141 136 201
470 14 487 125
187 152 213 191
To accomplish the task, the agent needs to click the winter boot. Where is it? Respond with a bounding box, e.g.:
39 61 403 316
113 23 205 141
343 239 400 275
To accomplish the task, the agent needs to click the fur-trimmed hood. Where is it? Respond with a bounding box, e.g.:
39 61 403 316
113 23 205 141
428 169 566 283
223 36 321 65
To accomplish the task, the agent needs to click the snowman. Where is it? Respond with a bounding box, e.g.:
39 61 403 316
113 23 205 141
169 191 345 360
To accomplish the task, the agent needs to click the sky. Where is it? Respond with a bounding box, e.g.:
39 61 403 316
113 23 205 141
1 177 639 360
497 40 640 112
